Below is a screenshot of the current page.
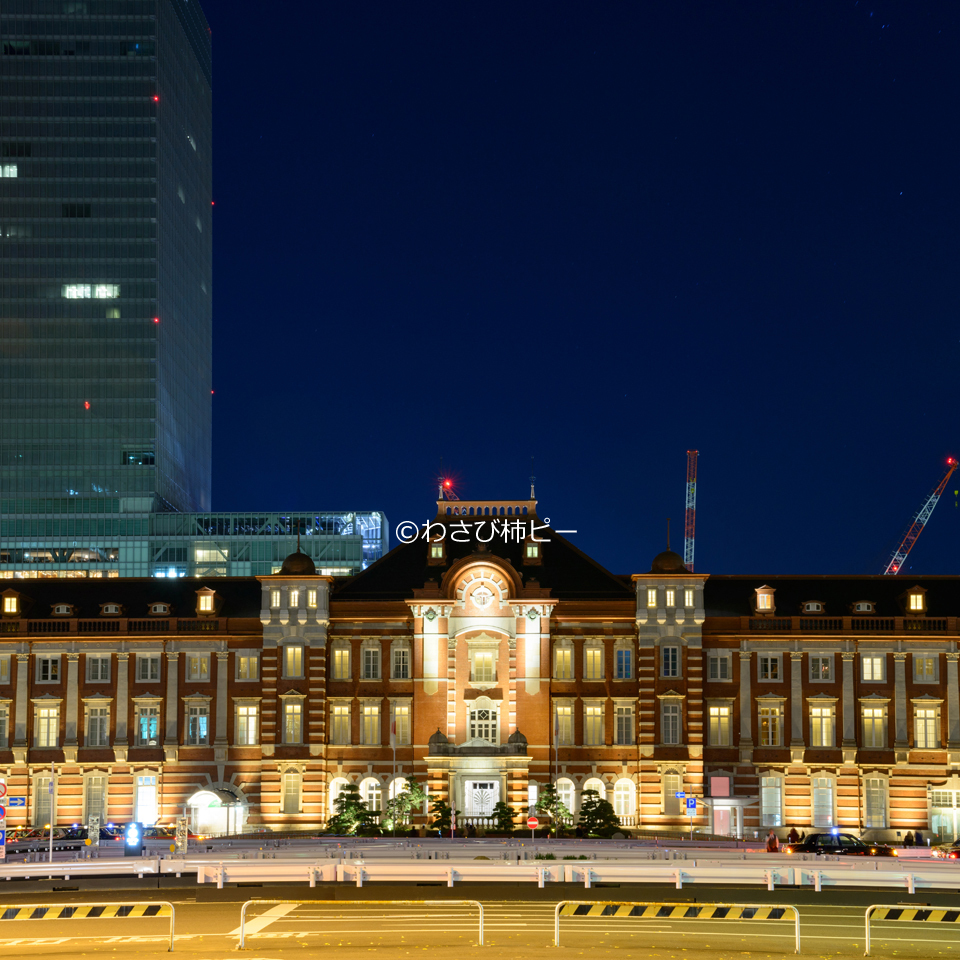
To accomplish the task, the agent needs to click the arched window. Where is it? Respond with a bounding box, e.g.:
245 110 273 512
328 777 349 816
613 778 635 817
359 776 382 813
556 777 575 815
582 777 605 800
389 777 408 800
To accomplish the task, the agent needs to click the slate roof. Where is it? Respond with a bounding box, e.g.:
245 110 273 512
704 575 960 619
2 577 262 619
332 521 635 602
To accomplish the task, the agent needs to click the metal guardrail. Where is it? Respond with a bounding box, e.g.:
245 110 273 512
864 903 960 956
0 900 175 951
237 898 484 949
554 900 800 953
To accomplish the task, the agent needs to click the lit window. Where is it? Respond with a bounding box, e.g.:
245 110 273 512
270 590 281 609
525 541 540 559
661 645 679 677
909 593 924 611
86 706 109 747
661 702 681 744
812 777 834 827
331 704 351 744
361 704 380 744
3 596 17 614
914 655 937 682
759 704 782 746
646 588 657 609
855 602 874 613
285 645 304 679
151 603 168 615
361 646 380 680
915 707 939 748
198 594 213 612
0 656 10 684
0 164 17 178
54 604 72 616
392 704 411 744
554 647 572 680
759 655 781 681
137 705 159 745
684 588 694 608
307 589 317 608
665 588 675 607
804 602 822 612
102 604 120 615
289 589 299 608
469 705 498 742
36 706 59 748
584 647 603 680
283 701 302 743
862 655 884 681
615 648 632 679
810 655 833 681
862 706 887 748
864 777 887 828
810 705 835 747
332 647 350 680
430 543 444 559
136 775 158 826
186 704 209 744
186 655 210 681
584 704 604 745
237 654 258 680
756 590 773 610
61 283 119 299
761 776 782 826
708 704 731 745
472 651 495 683
392 647 410 679
282 771 300 814
555 705 573 745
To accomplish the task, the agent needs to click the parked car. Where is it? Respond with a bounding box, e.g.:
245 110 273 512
933 839 960 859
783 832 897 856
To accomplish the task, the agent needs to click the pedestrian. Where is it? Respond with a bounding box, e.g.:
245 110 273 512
914 829 924 846
800 831 806 841
766 829 780 853
904 831 915 847
787 827 800 844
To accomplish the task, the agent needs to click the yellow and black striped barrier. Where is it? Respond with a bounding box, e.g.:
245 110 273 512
865 903 960 955
0 901 176 951
554 900 800 952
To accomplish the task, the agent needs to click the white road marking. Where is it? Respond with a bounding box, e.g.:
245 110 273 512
229 902 297 936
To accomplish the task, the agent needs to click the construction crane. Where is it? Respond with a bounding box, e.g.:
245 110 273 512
684 450 698 572
882 457 958 574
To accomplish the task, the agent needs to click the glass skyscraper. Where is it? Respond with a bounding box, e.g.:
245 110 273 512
0 0 213 518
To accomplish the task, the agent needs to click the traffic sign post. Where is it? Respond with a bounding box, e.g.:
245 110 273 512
686 797 696 841
0 778 5 861
527 815 539 839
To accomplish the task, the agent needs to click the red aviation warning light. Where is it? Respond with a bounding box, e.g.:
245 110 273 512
153 317 159 323
84 401 90 410
152 96 159 102
883 457 959 574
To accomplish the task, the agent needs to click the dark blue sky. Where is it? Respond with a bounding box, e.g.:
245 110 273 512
201 1 960 576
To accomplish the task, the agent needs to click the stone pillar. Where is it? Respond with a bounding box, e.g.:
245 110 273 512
841 652 856 761
163 650 179 761
947 654 960 765
738 651 753 762
214 650 229 763
114 652 129 762
12 652 29 764
63 653 80 761
789 652 805 761
894 652 908 762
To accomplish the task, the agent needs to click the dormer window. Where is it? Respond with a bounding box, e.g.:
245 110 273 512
150 603 169 615
101 603 120 615
198 594 214 613
854 601 874 613
908 592 924 612
754 586 775 614
2 594 18 615
525 541 540 559
428 539 446 565
53 604 73 616
803 601 823 613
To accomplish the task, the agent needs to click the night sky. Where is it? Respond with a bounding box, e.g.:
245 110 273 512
200 1 960 577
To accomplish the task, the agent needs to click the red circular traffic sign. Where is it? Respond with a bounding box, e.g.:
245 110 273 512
0 782 7 798
527 816 539 829
0 805 6 819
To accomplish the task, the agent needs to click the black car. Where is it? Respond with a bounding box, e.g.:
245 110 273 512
783 832 897 856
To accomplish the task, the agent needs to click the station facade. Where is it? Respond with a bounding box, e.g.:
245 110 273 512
1 495 959 842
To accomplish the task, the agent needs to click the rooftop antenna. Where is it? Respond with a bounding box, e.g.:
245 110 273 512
530 455 536 499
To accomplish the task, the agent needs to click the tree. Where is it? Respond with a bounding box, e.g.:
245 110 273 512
430 797 459 835
326 784 375 835
491 800 516 833
577 789 621 836
382 775 428 832
535 783 571 836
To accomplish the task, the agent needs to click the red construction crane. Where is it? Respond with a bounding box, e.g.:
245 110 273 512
882 457 958 575
684 450 698 572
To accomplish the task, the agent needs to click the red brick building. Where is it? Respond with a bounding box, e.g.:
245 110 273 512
1 494 959 841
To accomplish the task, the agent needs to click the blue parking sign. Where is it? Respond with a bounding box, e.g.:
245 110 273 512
686 797 697 810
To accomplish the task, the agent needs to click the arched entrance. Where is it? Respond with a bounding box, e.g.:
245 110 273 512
187 787 246 837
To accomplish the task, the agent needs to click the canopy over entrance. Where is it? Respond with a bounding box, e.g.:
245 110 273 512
187 787 246 837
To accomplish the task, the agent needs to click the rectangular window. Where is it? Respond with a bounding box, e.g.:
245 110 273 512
307 589 318 608
186 655 210 682
137 705 159 746
393 704 411 744
756 592 773 610
237 705 259 745
0 706 8 746
812 777 834 827
138 655 160 682
662 702 681 744
525 542 539 558
0 655 9 683
270 589 281 609
472 651 495 683
647 587 657 609
555 704 573 745
136 775 158 826
864 778 887 828
615 648 632 679
285 645 304 679
237 654 258 680
37 706 59 747
584 704 603 745
86 656 110 682
707 654 730 680
361 704 380 744
915 707 939 748
759 704 782 746
554 647 572 680
615 704 634 745
909 593 924 611
198 594 214 612
283 702 302 743
360 646 380 680
661 646 679 678
663 773 682 816
332 647 350 680
282 772 300 815
392 647 410 679
289 589 300 609
0 163 18 178
862 655 884 682
761 776 783 826
584 647 603 680
708 704 731 746
469 706 498 742
810 655 833 681
35 776 52 827
862 706 887 748
87 706 109 747
665 588 676 607
37 656 60 682
331 704 351 744
810 704 835 747
759 655 781 681
683 587 694 608
3 597 17 614
914 656 937 682
84 775 106 824
431 543 444 559
186 705 209 745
